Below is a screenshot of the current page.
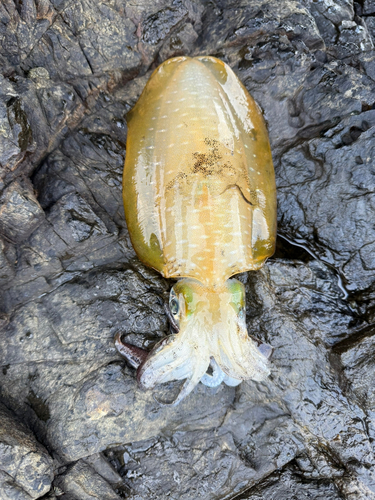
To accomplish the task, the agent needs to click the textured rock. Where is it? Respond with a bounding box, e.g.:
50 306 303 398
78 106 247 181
339 333 375 447
111 431 261 500
0 238 15 286
54 461 121 500
83 453 123 488
0 403 53 499
240 468 343 500
277 110 375 291
1 0 375 498
0 180 44 243
46 364 235 462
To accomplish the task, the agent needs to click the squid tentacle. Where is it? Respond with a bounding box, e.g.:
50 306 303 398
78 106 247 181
222 374 242 387
201 357 226 387
114 332 148 369
137 329 211 404
214 329 270 382
157 357 211 406
115 324 271 404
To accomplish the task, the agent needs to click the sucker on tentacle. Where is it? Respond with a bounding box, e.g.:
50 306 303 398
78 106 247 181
117 56 276 404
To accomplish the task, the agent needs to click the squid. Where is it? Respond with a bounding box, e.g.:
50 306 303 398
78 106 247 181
115 56 276 405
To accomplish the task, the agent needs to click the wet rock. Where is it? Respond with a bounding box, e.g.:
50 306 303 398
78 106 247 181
110 431 259 500
1 0 375 498
240 467 342 500
0 402 53 499
0 265 167 414
45 363 235 462
0 0 55 75
339 332 375 447
256 58 373 155
0 76 34 182
159 22 199 61
337 18 374 58
54 461 121 500
246 268 375 492
1 191 128 312
363 0 375 15
335 476 375 500
277 109 375 291
125 0 203 65
0 238 15 286
107 386 306 499
365 16 375 41
308 0 375 59
34 128 127 230
22 2 141 80
200 0 324 56
83 453 123 488
0 71 86 186
141 2 189 46
310 0 353 47
0 180 44 244
263 258 358 346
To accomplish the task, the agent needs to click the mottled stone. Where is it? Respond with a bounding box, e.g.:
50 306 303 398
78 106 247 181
54 461 121 500
241 468 343 500
340 333 375 446
0 180 44 243
113 431 257 500
0 403 53 499
0 0 55 73
1 0 375 498
364 0 375 15
0 76 34 181
22 2 142 80
0 238 15 286
45 363 236 462
83 453 123 488
277 109 375 291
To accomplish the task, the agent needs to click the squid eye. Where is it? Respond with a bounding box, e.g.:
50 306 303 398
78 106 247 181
169 297 180 316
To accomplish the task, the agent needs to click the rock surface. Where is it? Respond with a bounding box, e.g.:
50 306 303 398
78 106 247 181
1 0 375 498
0 402 53 499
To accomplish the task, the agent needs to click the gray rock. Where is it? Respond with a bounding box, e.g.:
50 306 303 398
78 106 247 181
246 269 375 493
0 403 53 499
0 72 85 187
22 2 142 80
340 333 375 448
1 0 375 498
45 363 235 462
159 22 199 61
0 0 55 74
263 258 357 346
83 453 123 488
0 238 15 286
240 467 343 499
0 471 35 500
309 0 374 58
277 109 375 291
0 180 44 244
365 16 375 42
363 0 375 15
113 431 260 500
0 76 34 185
54 461 121 500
